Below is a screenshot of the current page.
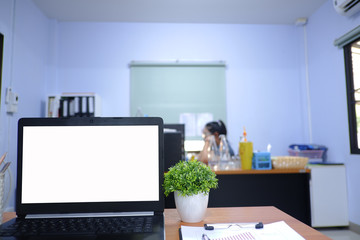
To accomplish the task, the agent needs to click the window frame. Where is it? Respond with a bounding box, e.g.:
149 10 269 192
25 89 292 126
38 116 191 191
0 33 3 106
344 37 360 154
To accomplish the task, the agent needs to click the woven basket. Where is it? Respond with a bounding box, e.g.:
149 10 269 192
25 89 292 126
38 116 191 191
271 156 308 169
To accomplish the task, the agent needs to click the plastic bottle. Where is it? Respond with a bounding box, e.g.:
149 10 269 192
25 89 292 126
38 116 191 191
219 134 230 170
219 135 230 160
239 127 253 170
207 135 219 170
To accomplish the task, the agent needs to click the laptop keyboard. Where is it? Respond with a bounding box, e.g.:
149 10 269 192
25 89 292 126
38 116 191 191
0 216 153 237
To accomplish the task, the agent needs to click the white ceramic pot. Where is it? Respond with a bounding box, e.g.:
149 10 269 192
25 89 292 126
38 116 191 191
174 191 209 223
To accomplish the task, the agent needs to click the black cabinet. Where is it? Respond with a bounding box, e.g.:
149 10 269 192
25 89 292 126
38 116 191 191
165 170 311 226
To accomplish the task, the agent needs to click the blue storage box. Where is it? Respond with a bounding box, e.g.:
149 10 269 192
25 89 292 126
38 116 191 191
288 144 327 163
252 152 272 170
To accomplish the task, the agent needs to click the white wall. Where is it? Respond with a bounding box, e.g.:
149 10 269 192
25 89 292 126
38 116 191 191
0 0 51 210
307 0 360 225
57 22 309 155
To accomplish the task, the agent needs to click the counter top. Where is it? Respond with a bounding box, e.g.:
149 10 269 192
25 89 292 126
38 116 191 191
214 168 310 175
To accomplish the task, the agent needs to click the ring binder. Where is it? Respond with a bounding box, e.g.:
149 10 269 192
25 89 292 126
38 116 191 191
46 93 101 118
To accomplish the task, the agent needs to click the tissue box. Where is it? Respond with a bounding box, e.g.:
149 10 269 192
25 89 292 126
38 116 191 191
252 152 272 170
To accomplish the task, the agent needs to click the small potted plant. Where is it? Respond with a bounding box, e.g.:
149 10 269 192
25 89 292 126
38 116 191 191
163 159 218 223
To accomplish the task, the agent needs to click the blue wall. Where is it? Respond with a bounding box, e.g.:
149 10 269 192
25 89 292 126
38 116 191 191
56 22 308 155
307 0 360 225
0 0 51 209
1 0 360 226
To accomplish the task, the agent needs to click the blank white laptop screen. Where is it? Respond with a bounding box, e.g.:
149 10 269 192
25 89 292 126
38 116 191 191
21 125 159 204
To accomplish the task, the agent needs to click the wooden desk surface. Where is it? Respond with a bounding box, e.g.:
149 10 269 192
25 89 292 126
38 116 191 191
3 212 16 223
3 206 330 240
164 206 330 240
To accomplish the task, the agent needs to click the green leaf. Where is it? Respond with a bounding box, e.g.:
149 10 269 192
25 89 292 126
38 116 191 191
163 160 218 197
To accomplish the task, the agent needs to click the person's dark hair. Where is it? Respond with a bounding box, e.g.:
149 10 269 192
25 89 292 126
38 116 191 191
205 120 227 135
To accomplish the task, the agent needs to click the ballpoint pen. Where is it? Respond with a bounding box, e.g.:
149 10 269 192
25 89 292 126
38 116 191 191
0 162 11 174
0 152 7 165
204 222 263 230
202 233 211 240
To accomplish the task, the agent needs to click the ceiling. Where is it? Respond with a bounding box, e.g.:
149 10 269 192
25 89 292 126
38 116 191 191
32 0 329 25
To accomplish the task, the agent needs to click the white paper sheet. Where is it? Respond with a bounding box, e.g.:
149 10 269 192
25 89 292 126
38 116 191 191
180 221 305 240
179 112 213 137
196 113 213 136
179 113 197 137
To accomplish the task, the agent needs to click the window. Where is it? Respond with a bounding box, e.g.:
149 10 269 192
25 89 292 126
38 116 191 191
335 25 360 154
129 61 227 140
344 38 360 154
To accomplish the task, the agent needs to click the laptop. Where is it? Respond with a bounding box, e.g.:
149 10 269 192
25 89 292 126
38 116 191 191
0 117 165 240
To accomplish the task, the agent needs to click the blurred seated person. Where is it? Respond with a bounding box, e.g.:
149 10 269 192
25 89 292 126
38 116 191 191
198 120 234 164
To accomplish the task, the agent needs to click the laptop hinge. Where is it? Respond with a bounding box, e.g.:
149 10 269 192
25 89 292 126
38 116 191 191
25 212 155 219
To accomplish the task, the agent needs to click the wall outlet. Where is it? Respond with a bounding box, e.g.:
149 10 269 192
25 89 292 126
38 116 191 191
6 87 19 113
